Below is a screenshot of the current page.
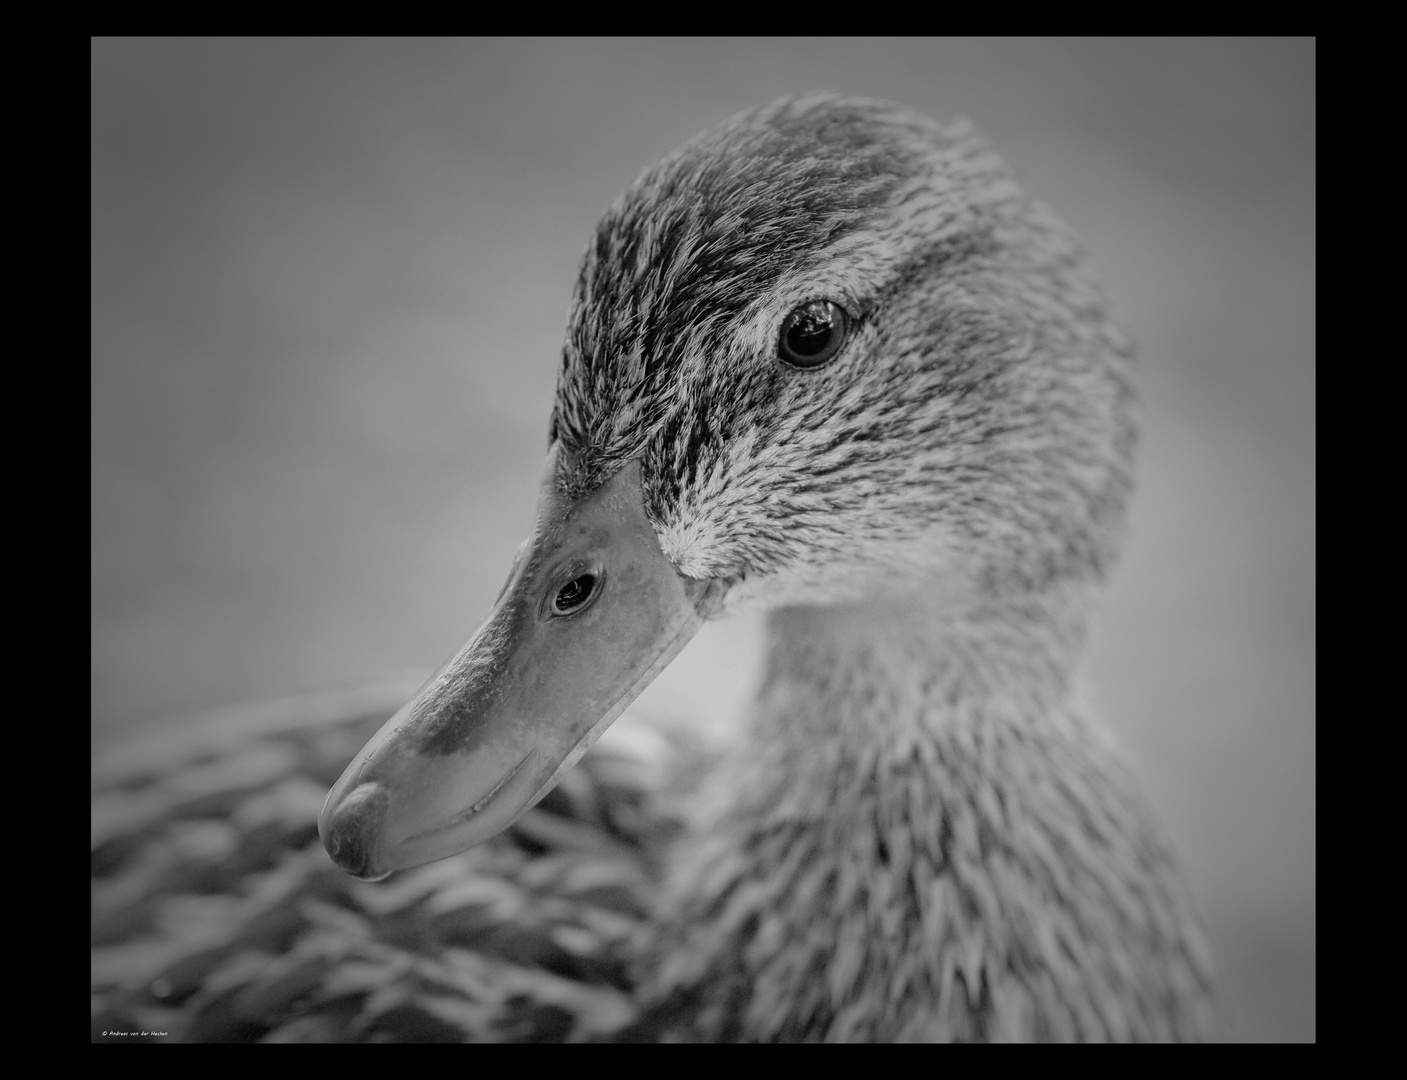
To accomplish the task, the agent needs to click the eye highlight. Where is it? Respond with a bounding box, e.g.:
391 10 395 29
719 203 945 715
778 300 848 369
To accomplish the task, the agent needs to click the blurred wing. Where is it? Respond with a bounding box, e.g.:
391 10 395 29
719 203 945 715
92 682 709 1043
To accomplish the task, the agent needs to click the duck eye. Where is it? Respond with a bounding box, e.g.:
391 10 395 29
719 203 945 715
551 573 598 616
778 300 848 369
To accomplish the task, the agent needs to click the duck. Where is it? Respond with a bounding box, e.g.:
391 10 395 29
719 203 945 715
92 93 1220 1042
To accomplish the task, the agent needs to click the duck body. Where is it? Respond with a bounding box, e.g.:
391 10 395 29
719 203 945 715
96 94 1220 1041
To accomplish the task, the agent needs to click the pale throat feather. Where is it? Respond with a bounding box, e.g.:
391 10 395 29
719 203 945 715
643 590 1219 1041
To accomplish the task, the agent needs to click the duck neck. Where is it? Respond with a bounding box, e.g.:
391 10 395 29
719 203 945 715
644 584 1220 1040
755 587 1093 769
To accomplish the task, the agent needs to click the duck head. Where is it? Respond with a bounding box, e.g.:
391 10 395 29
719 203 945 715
320 93 1135 879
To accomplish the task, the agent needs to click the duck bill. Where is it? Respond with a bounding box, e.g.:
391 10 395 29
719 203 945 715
319 446 721 880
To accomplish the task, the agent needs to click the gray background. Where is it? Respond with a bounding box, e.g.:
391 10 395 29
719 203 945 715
91 38 1315 1041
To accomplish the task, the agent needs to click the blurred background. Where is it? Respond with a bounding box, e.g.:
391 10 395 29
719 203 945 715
91 38 1314 1041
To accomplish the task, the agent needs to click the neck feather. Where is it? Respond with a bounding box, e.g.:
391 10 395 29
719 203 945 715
640 588 1221 1041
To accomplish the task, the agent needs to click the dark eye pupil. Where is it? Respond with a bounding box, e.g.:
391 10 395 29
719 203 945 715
779 301 847 368
553 574 596 614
